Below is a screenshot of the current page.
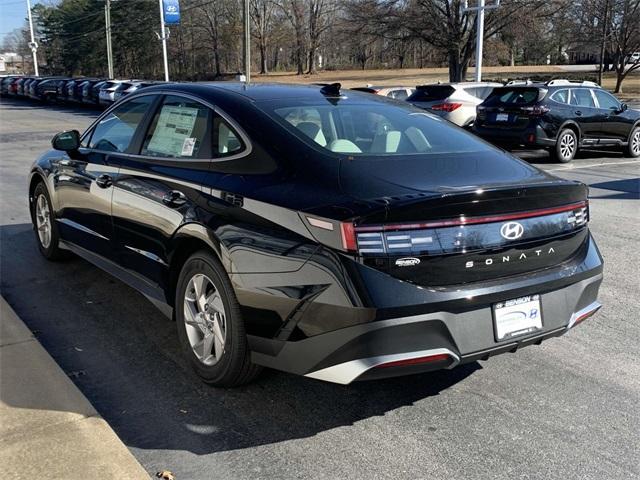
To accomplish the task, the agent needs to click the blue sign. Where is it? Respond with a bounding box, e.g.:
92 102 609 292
163 0 180 24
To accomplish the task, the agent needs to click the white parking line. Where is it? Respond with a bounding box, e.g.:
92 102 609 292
544 160 640 172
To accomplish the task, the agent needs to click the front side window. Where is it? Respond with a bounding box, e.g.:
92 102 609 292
142 95 211 159
594 90 620 110
570 89 595 108
88 95 155 152
268 101 493 156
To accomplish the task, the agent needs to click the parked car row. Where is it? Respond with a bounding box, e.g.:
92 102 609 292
4 75 639 162
352 79 640 162
0 75 164 108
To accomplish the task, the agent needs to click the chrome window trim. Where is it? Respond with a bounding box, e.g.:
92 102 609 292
80 89 253 163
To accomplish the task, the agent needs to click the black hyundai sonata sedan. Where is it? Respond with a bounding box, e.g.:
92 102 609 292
28 82 603 386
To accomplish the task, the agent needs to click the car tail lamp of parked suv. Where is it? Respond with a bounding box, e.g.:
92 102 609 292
430 102 462 112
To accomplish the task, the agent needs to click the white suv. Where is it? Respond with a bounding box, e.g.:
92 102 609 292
407 82 502 127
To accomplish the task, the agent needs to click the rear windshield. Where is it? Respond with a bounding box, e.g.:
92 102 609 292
263 101 494 157
407 85 455 102
102 82 117 89
483 87 542 106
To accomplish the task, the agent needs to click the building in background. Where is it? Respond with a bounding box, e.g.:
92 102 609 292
0 52 24 74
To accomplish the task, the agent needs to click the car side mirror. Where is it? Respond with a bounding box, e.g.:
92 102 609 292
620 103 628 112
52 130 80 152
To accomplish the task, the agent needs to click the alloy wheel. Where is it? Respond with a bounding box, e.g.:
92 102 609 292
183 273 227 366
559 133 576 160
35 194 52 248
632 130 640 156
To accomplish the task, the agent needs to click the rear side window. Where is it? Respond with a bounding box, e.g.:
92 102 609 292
407 86 455 102
89 95 155 152
213 115 244 157
483 88 540 106
550 89 569 104
594 90 620 109
142 95 212 159
388 89 409 100
570 89 595 107
464 86 496 100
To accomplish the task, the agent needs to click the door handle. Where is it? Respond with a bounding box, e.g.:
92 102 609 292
95 174 113 189
574 110 583 116
162 190 187 208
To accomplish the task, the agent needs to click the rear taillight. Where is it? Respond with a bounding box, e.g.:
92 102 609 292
430 103 462 112
520 105 550 115
340 222 357 252
354 201 588 256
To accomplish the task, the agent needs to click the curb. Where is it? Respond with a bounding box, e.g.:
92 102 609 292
0 296 150 480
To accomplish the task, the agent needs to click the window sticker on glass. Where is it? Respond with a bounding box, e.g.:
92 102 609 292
181 137 196 156
146 105 199 157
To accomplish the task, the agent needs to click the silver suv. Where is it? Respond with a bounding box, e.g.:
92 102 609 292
407 82 502 127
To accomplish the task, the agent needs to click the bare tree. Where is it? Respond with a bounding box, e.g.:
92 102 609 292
250 0 276 74
609 0 640 92
277 0 307 74
307 0 338 73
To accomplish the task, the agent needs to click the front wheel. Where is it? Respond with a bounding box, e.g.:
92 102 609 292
625 126 640 158
175 250 262 387
551 128 578 163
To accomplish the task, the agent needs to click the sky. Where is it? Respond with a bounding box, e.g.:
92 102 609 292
0 0 46 46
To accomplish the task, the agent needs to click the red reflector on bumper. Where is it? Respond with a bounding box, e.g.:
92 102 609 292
376 353 451 369
573 305 601 326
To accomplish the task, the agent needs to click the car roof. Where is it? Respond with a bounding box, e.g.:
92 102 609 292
139 82 398 103
418 82 502 88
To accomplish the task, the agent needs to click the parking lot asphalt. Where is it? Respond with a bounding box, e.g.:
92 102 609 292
1 99 639 480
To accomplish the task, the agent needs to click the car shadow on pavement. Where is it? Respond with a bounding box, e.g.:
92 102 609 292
589 178 640 200
0 222 480 455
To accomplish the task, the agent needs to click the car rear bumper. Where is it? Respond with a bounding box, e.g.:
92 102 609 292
474 124 556 148
248 234 603 384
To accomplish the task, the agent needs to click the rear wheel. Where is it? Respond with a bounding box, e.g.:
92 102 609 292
625 126 640 158
31 182 67 260
551 128 578 163
175 250 261 387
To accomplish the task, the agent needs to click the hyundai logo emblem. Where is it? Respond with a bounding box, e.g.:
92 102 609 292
500 221 524 240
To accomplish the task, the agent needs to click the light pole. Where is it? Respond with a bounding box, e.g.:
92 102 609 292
158 0 170 81
105 0 114 78
243 0 250 82
26 0 39 76
463 0 500 82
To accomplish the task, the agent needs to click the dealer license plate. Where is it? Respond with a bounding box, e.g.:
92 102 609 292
493 295 543 341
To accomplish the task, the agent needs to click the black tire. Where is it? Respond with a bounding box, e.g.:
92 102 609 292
175 250 262 387
31 182 68 261
550 128 578 163
624 126 640 158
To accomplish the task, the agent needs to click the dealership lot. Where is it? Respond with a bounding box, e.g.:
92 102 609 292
1 100 638 479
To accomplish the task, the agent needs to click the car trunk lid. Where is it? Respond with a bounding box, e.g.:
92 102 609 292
337 152 589 286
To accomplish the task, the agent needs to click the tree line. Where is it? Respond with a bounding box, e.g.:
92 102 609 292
1 0 638 91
